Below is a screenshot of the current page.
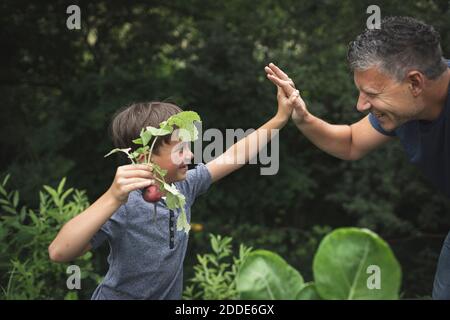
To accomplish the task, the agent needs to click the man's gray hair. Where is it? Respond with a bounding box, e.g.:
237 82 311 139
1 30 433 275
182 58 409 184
348 16 447 81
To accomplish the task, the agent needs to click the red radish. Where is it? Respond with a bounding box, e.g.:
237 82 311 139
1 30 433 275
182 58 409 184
143 184 163 202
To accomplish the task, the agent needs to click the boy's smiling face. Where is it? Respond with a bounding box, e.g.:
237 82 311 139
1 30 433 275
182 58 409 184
150 135 194 183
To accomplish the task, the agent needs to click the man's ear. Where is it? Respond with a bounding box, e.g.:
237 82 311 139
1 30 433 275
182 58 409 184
405 71 425 97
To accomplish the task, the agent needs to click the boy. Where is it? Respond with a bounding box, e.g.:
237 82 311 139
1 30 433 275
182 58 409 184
48 88 300 299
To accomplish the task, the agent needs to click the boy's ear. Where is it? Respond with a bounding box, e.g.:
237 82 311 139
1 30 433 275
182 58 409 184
137 154 146 163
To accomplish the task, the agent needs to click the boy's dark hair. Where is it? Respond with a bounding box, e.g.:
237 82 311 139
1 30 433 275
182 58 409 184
109 101 182 155
348 16 447 81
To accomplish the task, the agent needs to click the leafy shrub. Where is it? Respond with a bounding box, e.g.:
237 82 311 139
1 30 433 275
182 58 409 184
236 227 402 300
0 174 101 299
183 234 252 300
184 223 332 282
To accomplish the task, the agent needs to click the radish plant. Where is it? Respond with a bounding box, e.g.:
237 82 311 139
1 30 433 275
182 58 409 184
104 111 201 233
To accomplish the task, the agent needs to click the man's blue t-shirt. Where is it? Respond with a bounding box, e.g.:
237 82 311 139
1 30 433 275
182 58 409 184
369 60 450 198
89 163 212 299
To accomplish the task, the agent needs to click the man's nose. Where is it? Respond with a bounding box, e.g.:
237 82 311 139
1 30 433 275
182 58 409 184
356 94 371 112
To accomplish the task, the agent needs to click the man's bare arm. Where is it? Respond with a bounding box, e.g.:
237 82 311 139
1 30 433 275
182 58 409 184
295 113 392 160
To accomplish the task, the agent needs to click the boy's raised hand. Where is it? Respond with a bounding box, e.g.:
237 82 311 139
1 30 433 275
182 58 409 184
275 86 298 122
265 63 310 124
108 164 155 204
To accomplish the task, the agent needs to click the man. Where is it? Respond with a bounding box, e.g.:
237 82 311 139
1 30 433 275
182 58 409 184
265 16 450 299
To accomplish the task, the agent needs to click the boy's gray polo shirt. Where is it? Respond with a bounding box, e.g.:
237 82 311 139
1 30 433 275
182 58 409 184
89 163 212 299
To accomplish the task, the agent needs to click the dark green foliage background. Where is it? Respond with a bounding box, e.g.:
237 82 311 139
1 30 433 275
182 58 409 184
1 0 450 298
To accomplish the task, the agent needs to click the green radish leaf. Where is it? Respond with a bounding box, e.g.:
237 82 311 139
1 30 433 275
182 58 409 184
236 250 304 299
166 111 201 142
296 282 322 300
164 183 186 211
313 227 401 300
159 120 172 132
177 126 199 142
177 209 190 234
135 146 149 154
140 129 153 146
163 183 190 233
132 138 143 145
167 111 200 126
146 126 173 137
152 164 168 178
130 151 141 160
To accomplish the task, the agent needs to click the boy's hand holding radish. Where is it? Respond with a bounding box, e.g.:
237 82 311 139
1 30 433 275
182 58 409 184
107 163 156 204
48 163 158 262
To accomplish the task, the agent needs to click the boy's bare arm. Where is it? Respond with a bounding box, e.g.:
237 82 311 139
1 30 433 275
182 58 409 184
206 87 297 183
48 164 154 262
265 63 392 160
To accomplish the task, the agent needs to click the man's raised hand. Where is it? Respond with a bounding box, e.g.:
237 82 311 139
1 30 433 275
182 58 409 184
265 63 296 96
265 63 310 125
